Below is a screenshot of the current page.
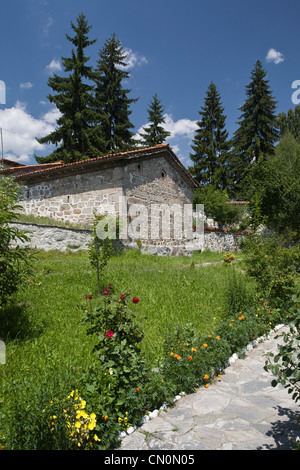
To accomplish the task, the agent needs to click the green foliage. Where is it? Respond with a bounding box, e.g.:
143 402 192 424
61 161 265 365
222 266 255 315
88 211 114 295
81 290 148 430
36 13 103 163
245 132 300 237
0 177 34 307
193 184 243 227
241 231 300 304
229 60 278 196
277 105 300 140
139 93 171 147
189 82 230 189
94 33 138 153
264 291 300 449
216 311 261 356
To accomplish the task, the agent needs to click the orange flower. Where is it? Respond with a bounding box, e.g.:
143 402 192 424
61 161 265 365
202 343 208 348
218 374 222 379
205 384 209 388
136 387 140 392
238 315 245 320
173 354 181 360
204 374 209 380
191 347 197 353
215 336 220 340
188 356 193 361
207 335 212 338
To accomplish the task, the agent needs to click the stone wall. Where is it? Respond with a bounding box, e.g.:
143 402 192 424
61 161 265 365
9 223 244 255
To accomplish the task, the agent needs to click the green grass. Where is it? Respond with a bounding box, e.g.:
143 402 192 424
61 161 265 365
0 248 252 438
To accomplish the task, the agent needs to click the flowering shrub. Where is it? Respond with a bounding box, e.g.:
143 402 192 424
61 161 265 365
81 287 148 444
44 390 100 449
161 323 231 394
223 252 236 263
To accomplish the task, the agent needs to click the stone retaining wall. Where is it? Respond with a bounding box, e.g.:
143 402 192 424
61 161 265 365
9 223 244 255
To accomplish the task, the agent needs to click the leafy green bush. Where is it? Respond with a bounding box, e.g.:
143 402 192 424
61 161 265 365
193 185 244 227
264 291 300 402
264 291 300 450
241 231 300 304
0 177 34 307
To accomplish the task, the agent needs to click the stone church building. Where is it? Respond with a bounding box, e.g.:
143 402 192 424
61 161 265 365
1 144 200 243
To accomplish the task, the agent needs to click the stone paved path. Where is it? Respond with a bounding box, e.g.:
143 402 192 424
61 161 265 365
119 327 299 451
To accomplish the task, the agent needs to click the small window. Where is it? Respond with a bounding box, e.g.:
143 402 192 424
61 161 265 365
161 170 166 178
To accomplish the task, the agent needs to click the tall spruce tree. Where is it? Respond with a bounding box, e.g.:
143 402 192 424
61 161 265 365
94 34 138 154
36 13 103 163
189 82 230 189
229 60 278 193
139 94 170 146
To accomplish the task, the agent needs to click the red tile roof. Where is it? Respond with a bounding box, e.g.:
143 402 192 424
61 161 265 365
1 144 199 187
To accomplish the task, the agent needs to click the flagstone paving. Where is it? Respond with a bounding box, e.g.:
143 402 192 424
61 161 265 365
119 327 299 451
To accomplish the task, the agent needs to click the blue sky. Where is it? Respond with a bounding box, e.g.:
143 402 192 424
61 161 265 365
1 0 299 167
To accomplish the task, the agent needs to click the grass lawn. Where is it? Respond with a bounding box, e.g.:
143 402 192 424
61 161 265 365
0 247 253 445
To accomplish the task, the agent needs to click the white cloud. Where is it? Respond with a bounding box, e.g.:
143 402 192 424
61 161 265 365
266 48 284 64
163 114 197 140
0 101 58 163
20 82 33 89
119 49 148 70
43 15 54 36
46 59 62 74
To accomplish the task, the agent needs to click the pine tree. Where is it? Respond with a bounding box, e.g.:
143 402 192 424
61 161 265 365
94 34 138 154
36 13 103 163
189 82 230 189
229 60 278 192
139 94 170 146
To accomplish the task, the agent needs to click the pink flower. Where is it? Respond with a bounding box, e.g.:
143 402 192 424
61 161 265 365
132 297 139 304
103 290 108 295
105 330 114 338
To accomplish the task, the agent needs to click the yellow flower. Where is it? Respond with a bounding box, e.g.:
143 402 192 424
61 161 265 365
202 343 208 348
88 421 96 431
94 434 101 442
75 421 81 429
204 374 209 380
90 413 96 420
191 347 197 353
80 400 86 409
205 384 209 388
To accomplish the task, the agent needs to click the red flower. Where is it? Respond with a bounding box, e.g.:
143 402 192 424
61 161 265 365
105 330 114 338
135 387 140 392
103 290 108 295
132 297 139 304
85 295 93 299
